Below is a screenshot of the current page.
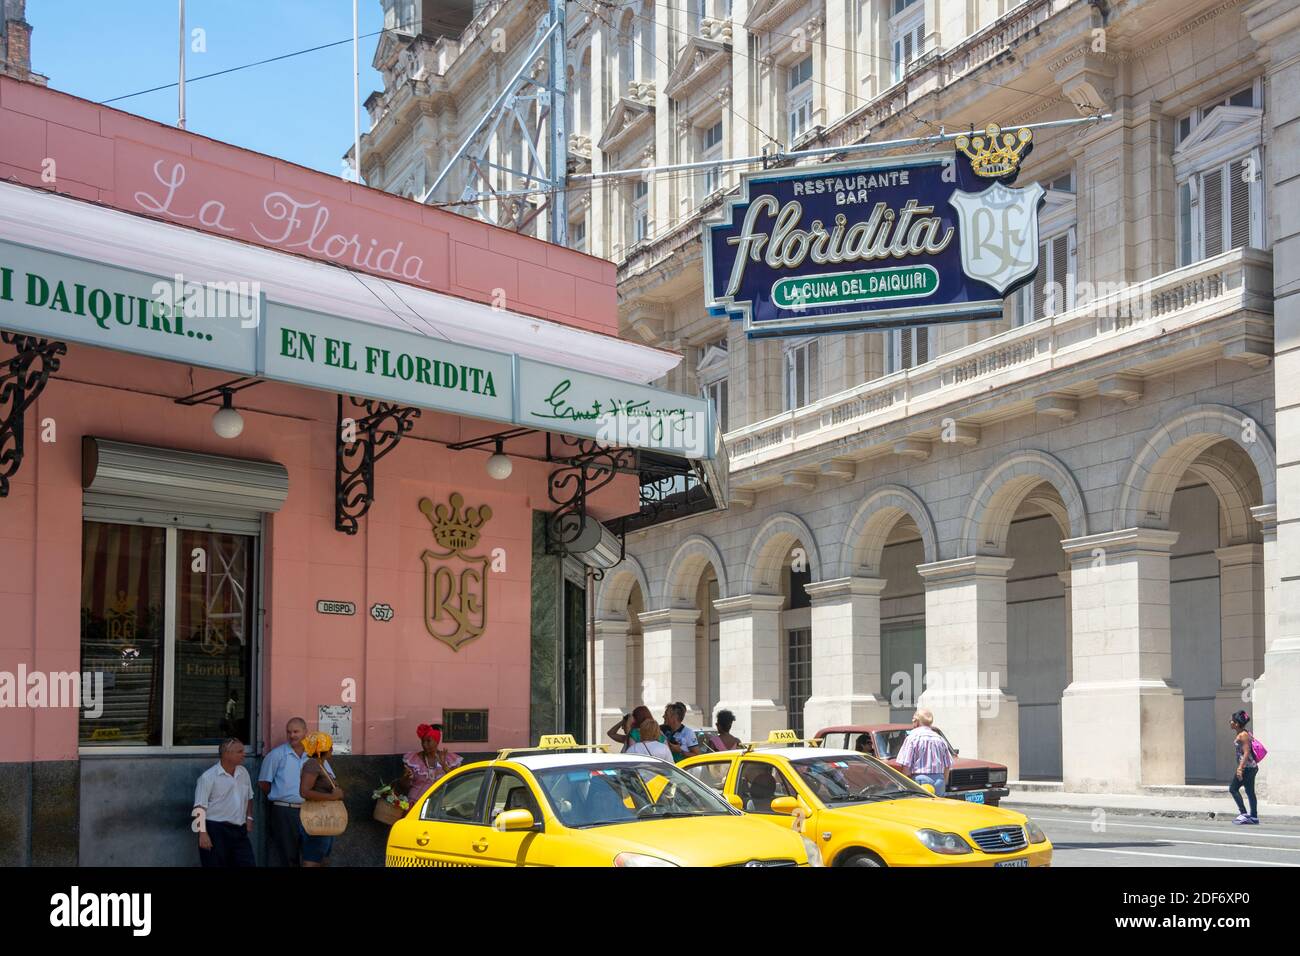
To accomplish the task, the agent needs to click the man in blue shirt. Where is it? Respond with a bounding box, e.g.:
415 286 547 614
258 717 318 867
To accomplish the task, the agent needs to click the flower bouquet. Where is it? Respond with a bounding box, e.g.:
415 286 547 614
372 780 411 826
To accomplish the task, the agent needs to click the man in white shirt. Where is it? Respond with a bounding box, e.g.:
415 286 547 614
194 738 256 867
258 717 315 867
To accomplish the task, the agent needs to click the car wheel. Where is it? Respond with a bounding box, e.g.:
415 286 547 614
840 850 885 867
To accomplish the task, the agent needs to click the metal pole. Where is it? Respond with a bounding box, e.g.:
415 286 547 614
548 0 568 246
572 112 1113 183
178 0 186 129
421 19 560 204
353 0 362 183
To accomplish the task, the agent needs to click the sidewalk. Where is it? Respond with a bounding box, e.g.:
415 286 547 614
1002 783 1300 824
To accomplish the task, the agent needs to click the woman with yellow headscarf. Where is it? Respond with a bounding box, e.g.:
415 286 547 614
299 731 344 867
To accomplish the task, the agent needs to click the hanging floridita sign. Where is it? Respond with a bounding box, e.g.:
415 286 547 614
704 124 1045 337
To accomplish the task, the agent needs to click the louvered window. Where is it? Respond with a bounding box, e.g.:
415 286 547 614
1017 228 1075 324
1177 152 1260 267
884 327 932 373
784 339 820 410
891 0 925 83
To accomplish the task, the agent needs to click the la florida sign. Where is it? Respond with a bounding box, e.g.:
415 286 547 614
704 124 1045 337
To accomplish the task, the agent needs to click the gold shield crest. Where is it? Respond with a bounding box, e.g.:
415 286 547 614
419 493 493 651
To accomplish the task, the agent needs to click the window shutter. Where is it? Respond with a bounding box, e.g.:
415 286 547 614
1178 181 1192 266
811 339 820 400
1202 167 1224 258
1229 157 1252 251
899 329 913 369
915 328 929 365
1051 234 1070 313
1031 239 1048 319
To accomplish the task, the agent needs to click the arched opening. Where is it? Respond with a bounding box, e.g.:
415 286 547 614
961 450 1087 780
780 543 812 736
1004 486 1071 780
1167 441 1265 783
1115 406 1273 785
879 516 927 723
663 535 728 728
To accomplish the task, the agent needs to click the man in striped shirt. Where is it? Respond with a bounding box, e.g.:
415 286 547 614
895 708 953 796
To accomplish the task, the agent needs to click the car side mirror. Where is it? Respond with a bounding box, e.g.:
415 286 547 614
920 783 936 795
725 793 744 810
493 808 536 832
769 796 801 816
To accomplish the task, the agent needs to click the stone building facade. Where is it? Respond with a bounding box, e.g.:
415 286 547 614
361 0 1300 800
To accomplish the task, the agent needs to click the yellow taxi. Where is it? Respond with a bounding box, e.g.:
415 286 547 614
385 735 823 867
680 732 1052 868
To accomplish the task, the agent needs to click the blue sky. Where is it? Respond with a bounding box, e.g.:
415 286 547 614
27 0 388 175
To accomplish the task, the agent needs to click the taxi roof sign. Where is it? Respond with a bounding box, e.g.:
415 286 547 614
743 730 821 753
495 735 610 761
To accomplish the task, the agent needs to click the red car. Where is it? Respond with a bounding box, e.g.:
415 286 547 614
814 724 1009 807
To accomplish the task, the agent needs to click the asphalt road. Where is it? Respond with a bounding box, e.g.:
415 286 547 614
1022 806 1300 866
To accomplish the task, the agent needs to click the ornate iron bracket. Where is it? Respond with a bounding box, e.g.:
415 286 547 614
335 395 420 534
1 332 67 498
545 434 636 551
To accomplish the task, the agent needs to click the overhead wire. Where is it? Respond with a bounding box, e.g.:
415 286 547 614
611 0 1080 113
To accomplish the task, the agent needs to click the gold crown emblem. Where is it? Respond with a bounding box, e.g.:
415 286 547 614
420 493 492 552
954 123 1032 178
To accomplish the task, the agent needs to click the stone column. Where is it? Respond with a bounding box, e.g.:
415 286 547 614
1058 570 1074 686
713 594 787 741
1060 529 1185 792
1248 0 1300 804
593 619 630 737
637 608 703 729
1215 544 1265 780
915 556 1020 778
802 577 891 733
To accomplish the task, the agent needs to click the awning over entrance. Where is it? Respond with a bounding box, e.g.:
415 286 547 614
0 181 712 460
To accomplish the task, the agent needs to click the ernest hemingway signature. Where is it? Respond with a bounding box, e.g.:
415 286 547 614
531 380 690 441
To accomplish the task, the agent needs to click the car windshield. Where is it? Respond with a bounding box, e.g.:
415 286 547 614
533 761 738 829
790 754 929 804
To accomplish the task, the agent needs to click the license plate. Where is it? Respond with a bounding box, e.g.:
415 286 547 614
995 859 1028 867
964 791 985 804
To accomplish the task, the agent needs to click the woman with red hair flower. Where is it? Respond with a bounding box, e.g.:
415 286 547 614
398 723 463 805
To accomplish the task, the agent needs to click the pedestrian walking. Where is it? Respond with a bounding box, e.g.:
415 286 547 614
193 738 256 868
1230 710 1261 825
896 708 953 796
257 716 323 867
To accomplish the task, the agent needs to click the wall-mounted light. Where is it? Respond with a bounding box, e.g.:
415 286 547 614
212 388 245 439
485 438 512 480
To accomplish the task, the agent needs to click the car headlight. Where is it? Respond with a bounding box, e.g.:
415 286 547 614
915 829 973 855
1024 818 1048 844
988 770 1007 786
613 852 679 867
801 836 824 867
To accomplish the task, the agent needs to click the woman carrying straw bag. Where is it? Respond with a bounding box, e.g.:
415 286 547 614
299 731 346 867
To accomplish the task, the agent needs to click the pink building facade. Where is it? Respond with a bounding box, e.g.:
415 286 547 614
0 77 709 865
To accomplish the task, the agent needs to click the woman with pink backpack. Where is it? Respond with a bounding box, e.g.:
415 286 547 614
1229 710 1267 825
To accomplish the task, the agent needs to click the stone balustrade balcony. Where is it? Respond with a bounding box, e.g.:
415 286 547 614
724 247 1274 488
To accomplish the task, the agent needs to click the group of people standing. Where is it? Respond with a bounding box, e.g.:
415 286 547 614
607 703 742 761
192 718 462 867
